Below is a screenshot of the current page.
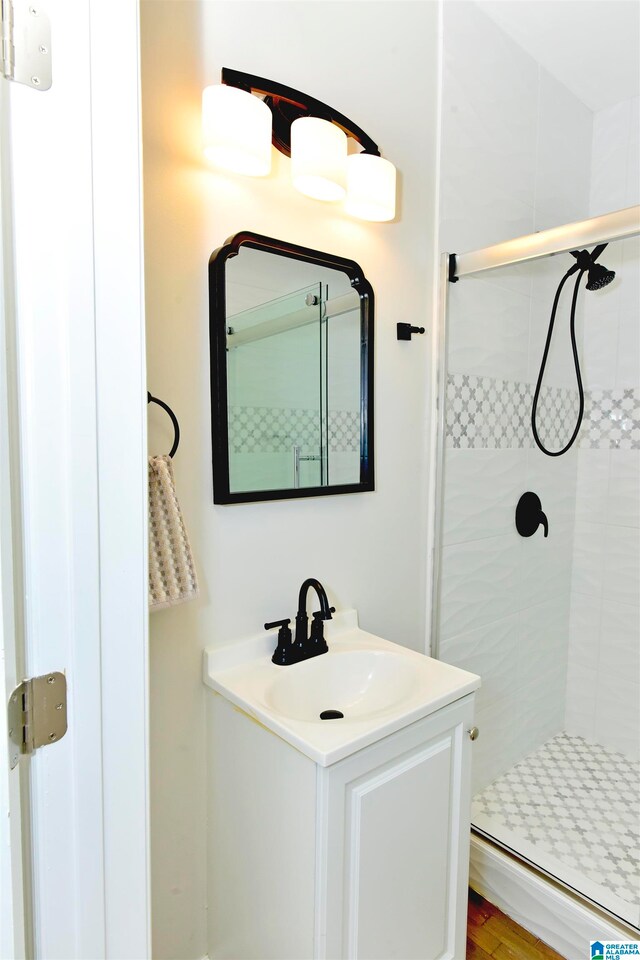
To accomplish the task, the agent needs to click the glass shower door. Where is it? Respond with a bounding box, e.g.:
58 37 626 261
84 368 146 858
434 235 640 929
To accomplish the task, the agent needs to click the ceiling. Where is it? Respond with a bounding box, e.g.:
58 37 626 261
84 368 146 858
476 0 640 112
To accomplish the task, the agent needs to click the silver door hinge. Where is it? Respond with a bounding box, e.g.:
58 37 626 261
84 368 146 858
8 672 67 768
1 0 51 90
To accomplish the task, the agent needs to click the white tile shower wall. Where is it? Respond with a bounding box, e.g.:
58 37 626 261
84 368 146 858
565 97 640 761
439 2 594 793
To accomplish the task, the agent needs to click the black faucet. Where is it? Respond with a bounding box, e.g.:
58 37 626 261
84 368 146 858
265 578 335 666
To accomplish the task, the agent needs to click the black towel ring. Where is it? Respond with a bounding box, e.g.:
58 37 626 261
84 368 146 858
147 391 180 458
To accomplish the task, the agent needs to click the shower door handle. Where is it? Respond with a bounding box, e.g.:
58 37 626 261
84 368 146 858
516 492 549 538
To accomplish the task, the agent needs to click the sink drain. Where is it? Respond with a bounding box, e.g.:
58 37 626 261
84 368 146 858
319 709 344 720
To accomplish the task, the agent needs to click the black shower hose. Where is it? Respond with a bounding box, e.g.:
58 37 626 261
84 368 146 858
531 266 586 457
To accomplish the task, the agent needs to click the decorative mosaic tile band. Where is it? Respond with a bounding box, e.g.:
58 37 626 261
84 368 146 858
446 374 640 450
583 388 640 450
229 406 360 454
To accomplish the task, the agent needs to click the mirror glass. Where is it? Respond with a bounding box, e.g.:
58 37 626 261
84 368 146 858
209 234 374 503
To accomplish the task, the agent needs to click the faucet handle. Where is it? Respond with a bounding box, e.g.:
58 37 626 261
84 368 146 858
314 606 335 621
264 618 291 631
309 610 330 655
265 618 296 666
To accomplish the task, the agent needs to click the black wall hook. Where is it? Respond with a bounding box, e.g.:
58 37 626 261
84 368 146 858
148 392 180 458
397 323 426 341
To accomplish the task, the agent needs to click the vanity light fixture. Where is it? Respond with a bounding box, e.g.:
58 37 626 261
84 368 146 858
202 68 396 221
202 83 272 176
291 116 347 202
346 153 396 223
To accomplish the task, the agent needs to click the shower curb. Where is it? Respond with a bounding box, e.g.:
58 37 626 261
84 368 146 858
469 833 638 957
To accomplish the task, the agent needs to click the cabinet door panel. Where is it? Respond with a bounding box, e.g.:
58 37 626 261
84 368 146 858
349 738 452 959
319 697 474 960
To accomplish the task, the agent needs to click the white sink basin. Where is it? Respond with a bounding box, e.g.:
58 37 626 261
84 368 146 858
203 609 480 766
264 649 419 722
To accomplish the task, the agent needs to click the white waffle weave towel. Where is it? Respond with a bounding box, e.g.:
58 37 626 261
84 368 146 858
148 455 199 610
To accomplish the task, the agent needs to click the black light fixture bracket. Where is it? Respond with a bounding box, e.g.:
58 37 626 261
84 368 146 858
221 67 381 159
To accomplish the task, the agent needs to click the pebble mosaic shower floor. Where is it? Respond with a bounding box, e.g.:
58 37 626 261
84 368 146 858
472 733 640 929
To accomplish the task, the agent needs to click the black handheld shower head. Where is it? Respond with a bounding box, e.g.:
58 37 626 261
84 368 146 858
570 245 616 291
532 242 617 457
586 261 616 290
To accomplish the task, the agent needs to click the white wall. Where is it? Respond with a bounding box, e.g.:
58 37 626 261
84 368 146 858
437 1 593 792
141 2 440 956
565 96 640 760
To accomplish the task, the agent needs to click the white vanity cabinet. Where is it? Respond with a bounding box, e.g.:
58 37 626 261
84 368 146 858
207 690 475 960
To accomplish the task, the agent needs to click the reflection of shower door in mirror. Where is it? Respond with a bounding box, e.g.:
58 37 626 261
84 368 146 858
325 286 362 487
226 283 327 493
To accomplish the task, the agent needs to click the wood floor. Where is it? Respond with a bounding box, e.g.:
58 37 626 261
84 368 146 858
467 889 567 960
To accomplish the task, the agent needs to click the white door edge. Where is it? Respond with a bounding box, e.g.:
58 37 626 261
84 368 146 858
91 0 151 954
4 0 150 956
0 76 28 960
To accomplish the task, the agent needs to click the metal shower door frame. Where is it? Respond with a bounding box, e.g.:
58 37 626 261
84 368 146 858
430 204 640 660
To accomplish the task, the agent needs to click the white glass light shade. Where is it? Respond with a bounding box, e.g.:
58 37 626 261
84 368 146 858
291 117 347 202
202 85 272 177
345 153 396 222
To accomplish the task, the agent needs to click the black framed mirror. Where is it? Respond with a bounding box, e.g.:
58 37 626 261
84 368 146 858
209 232 374 504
